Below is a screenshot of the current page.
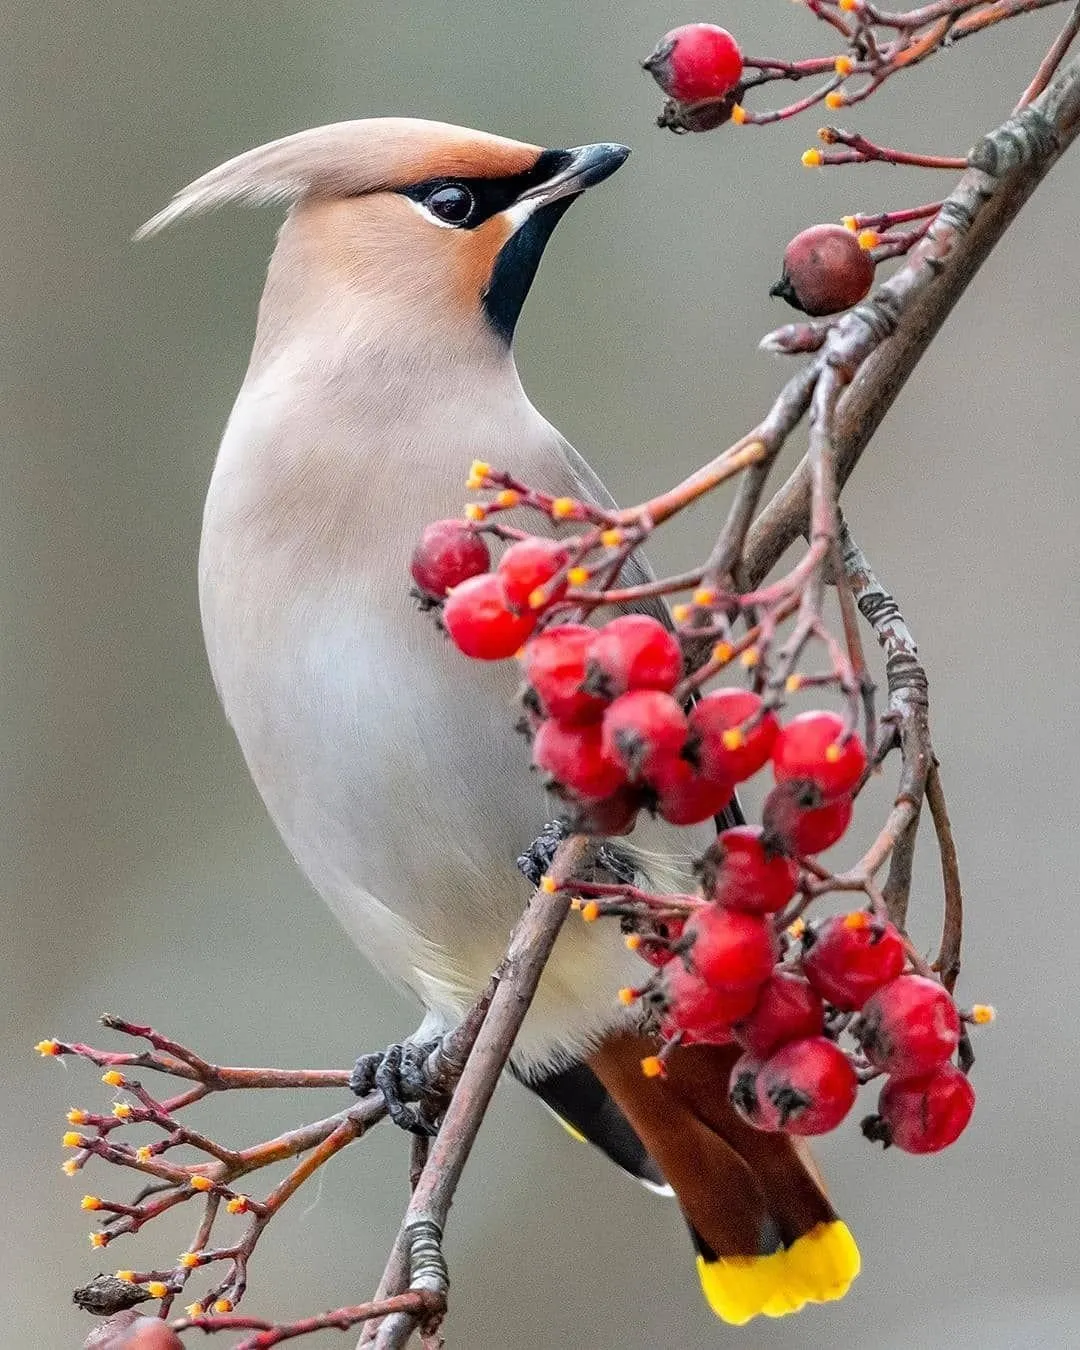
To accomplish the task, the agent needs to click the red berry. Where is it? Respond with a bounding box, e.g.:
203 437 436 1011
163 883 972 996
558 784 644 838
733 971 824 1059
443 573 536 660
773 710 867 799
697 825 799 914
867 1064 975 1154
657 958 757 1044
762 779 853 854
801 911 906 1011
497 537 570 611
585 615 682 697
634 915 686 968
650 757 733 826
771 224 876 318
728 1053 781 1131
643 24 744 104
687 688 779 784
601 690 688 781
531 718 627 803
684 905 777 991
520 625 607 724
410 519 490 598
855 975 961 1078
760 1037 858 1135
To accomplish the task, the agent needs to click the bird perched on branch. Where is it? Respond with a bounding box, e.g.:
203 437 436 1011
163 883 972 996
138 117 858 1324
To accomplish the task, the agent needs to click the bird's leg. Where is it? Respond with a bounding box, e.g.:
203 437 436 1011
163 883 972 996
349 1013 457 1137
516 818 569 887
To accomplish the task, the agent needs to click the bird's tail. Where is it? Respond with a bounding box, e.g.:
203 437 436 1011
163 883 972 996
586 1031 860 1324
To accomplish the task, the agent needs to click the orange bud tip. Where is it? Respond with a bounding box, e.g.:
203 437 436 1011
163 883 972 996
740 647 760 668
625 933 642 952
101 1070 126 1088
226 1196 249 1215
721 728 744 752
213 1299 234 1314
843 910 871 931
35 1038 61 1057
834 55 854 76
824 743 843 763
640 1055 665 1079
600 528 623 548
114 1271 136 1284
840 0 860 11
712 641 734 665
672 604 691 624
567 566 590 588
842 215 858 232
551 497 577 520
178 1252 200 1269
581 901 601 923
62 1131 84 1149
617 987 638 1007
539 875 558 894
527 586 549 610
825 90 845 110
146 1282 169 1299
495 489 521 509
66 1108 89 1125
80 1195 102 1211
89 1232 108 1249
970 1004 996 1025
463 503 486 522
61 1160 80 1177
693 588 717 607
112 1103 133 1120
184 1303 204 1319
857 229 881 251
190 1175 213 1192
468 459 491 481
135 1146 153 1163
785 674 803 693
731 104 747 125
787 917 807 939
802 148 823 168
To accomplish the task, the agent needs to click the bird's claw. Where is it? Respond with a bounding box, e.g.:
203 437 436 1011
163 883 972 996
349 1039 447 1136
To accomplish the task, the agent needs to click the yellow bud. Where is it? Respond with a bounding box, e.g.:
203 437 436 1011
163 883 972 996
970 1004 996 1025
624 933 642 952
527 586 549 610
617 987 637 1007
213 1299 234 1314
566 566 590 588
147 1282 169 1299
539 875 557 894
190 1175 213 1192
712 641 734 665
802 148 823 168
600 528 623 548
581 901 600 923
135 1146 152 1163
787 917 807 939
693 587 716 608
226 1195 249 1215
61 1160 79 1177
834 55 854 76
468 459 491 482
115 1271 135 1283
741 646 760 669
721 727 744 752
185 1303 205 1319
101 1070 126 1088
112 1102 133 1120
858 229 881 251
66 1108 89 1125
89 1231 108 1249
672 604 691 624
841 215 859 233
463 503 486 522
178 1251 200 1269
63 1131 84 1149
35 1038 61 1057
825 90 845 110
640 1055 664 1079
785 674 803 693
495 489 521 509
80 1195 102 1211
731 104 747 125
825 743 843 763
840 0 859 11
843 910 871 931
551 496 576 520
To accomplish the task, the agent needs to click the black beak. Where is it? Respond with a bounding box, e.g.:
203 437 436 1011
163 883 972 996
516 142 631 208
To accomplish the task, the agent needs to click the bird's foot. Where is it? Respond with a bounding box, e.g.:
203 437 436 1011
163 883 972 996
516 819 568 887
349 1038 448 1136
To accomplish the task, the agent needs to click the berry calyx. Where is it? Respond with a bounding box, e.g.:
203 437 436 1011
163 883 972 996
696 825 799 914
520 625 607 724
683 906 777 991
729 1053 781 1131
601 690 688 781
643 24 744 104
864 1063 975 1154
497 537 570 611
773 711 867 799
855 975 962 1078
410 519 490 599
771 224 876 317
801 911 906 1010
443 573 536 660
759 1036 858 1135
656 959 758 1044
733 971 824 1059
585 615 683 698
686 688 780 784
650 756 734 826
531 718 627 803
762 779 854 854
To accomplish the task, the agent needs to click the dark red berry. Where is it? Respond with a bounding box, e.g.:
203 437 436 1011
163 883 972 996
585 615 682 697
410 519 490 598
686 688 779 784
801 911 906 1011
866 1063 975 1154
643 23 744 104
633 915 686 968
697 825 799 914
762 779 853 855
728 1052 781 1131
650 756 733 826
531 718 627 803
733 971 824 1059
773 710 867 799
771 224 876 318
520 625 607 724
601 690 688 781
497 537 570 611
855 975 961 1078
443 573 536 660
657 958 757 1044
760 1036 858 1135
684 905 777 991
558 784 644 838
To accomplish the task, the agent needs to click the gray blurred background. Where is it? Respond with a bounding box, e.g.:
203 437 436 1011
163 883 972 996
5 3 1079 1347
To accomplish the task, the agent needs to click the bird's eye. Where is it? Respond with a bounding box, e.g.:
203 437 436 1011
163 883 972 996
425 183 475 225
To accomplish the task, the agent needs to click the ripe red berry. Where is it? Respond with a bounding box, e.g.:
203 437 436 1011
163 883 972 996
558 784 644 837
697 825 799 914
733 971 824 1059
634 915 686 968
855 975 961 1078
761 779 854 855
657 958 758 1044
801 911 906 1011
410 519 490 599
728 1053 781 1131
771 224 876 318
531 718 627 803
650 756 733 826
601 690 687 781
686 688 779 784
585 615 683 698
760 1037 858 1135
684 905 777 991
866 1064 975 1154
443 573 536 660
773 710 867 799
497 537 570 611
520 625 607 724
643 23 744 104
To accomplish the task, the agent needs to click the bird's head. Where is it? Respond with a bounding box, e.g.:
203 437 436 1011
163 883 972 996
138 118 628 351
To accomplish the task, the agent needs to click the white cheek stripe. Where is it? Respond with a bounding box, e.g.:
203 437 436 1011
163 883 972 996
405 196 460 229
406 194 544 232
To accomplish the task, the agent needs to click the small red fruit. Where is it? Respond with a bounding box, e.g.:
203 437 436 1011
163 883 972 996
801 911 906 1010
729 1053 781 1131
760 1037 858 1135
650 757 733 826
585 615 683 697
771 224 876 318
558 784 644 837
866 1063 975 1154
443 573 536 660
761 779 854 854
855 975 961 1078
773 710 867 799
531 719 627 802
410 519 490 599
520 625 607 724
497 537 570 611
657 959 758 1044
601 690 688 781
634 915 686 968
686 688 779 784
697 825 799 914
683 905 777 991
733 971 824 1059
643 24 744 104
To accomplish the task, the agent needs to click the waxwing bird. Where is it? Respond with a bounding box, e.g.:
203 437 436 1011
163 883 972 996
138 117 859 1323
